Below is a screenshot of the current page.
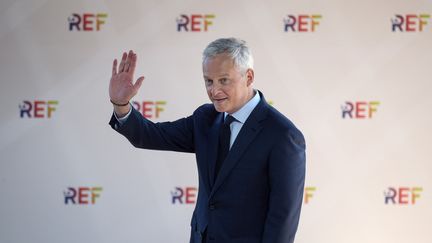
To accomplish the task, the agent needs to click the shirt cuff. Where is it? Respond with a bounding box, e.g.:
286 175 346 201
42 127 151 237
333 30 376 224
113 104 132 125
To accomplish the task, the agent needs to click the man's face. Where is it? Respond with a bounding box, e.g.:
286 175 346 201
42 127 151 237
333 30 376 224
203 53 254 114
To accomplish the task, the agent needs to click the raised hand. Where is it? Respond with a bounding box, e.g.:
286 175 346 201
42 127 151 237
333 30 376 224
109 50 144 107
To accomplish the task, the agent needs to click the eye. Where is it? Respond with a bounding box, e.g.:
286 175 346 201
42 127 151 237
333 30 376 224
205 79 213 86
220 78 228 84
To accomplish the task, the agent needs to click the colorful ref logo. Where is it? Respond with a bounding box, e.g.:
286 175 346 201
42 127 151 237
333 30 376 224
19 100 58 118
284 14 322 32
171 187 197 204
392 14 430 32
341 101 380 119
68 13 107 31
132 100 166 119
177 14 215 32
64 187 102 205
384 187 423 205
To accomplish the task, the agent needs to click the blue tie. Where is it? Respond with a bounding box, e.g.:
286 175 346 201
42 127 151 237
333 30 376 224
215 115 236 179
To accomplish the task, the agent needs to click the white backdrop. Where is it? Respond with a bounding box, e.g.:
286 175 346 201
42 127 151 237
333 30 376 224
1 0 431 242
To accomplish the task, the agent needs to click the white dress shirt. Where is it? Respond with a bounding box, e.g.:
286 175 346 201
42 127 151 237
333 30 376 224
225 90 261 149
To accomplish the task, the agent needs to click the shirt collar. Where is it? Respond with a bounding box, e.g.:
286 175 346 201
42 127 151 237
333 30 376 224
224 90 261 124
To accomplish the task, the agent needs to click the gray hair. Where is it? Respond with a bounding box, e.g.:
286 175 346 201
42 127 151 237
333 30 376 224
202 38 254 73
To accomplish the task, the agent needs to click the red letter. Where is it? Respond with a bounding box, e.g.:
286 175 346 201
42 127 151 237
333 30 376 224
78 187 90 204
34 101 45 118
405 14 417 32
185 187 197 204
143 101 154 118
398 187 409 204
355 102 367 118
191 15 202 32
298 15 309 32
83 14 95 31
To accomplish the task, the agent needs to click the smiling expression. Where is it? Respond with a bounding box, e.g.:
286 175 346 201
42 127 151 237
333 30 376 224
203 53 255 114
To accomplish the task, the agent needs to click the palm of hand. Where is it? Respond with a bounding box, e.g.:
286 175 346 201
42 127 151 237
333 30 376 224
109 51 144 104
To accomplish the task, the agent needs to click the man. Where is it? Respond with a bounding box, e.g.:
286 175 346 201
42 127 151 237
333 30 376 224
109 38 306 243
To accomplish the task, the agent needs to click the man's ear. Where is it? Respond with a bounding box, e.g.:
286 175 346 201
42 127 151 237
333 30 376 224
245 68 254 86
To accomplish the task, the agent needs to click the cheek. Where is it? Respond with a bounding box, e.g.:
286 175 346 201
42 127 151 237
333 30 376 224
205 86 212 94
225 86 238 98
222 85 233 95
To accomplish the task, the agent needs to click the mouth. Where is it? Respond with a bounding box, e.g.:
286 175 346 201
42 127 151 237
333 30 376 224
213 98 227 104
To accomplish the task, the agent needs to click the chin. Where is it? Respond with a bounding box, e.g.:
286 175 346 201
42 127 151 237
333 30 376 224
213 104 227 113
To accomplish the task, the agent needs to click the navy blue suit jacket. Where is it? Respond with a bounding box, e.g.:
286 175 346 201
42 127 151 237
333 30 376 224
109 92 306 243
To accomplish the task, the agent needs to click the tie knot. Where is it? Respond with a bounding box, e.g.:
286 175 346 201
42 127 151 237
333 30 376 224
224 115 236 126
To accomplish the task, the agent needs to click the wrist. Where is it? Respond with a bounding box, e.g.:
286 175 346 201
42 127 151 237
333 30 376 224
110 99 129 106
113 103 131 118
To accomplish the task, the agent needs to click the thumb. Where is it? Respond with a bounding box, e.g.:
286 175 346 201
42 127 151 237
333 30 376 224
133 76 145 92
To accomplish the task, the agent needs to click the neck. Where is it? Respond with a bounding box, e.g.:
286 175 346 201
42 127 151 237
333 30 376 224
245 89 256 103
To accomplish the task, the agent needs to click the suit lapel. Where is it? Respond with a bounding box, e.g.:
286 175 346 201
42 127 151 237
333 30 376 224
207 113 224 189
209 96 269 199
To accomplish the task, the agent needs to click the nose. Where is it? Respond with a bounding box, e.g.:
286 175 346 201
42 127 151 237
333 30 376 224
208 82 222 97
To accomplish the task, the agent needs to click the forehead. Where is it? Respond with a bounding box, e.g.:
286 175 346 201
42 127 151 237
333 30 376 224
203 53 238 76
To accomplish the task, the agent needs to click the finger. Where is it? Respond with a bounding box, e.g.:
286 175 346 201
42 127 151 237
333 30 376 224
112 59 118 76
133 76 145 93
128 53 137 74
119 52 127 72
124 50 133 72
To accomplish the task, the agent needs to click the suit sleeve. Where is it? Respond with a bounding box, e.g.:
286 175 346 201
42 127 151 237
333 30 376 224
262 128 306 243
109 106 195 153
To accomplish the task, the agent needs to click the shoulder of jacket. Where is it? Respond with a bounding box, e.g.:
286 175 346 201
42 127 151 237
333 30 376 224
266 106 304 140
193 104 215 115
192 103 219 121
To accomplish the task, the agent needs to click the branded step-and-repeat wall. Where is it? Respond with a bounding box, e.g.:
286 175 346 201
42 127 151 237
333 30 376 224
1 0 431 242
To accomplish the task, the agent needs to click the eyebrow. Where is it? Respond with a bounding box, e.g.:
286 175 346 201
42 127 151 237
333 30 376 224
203 74 230 79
